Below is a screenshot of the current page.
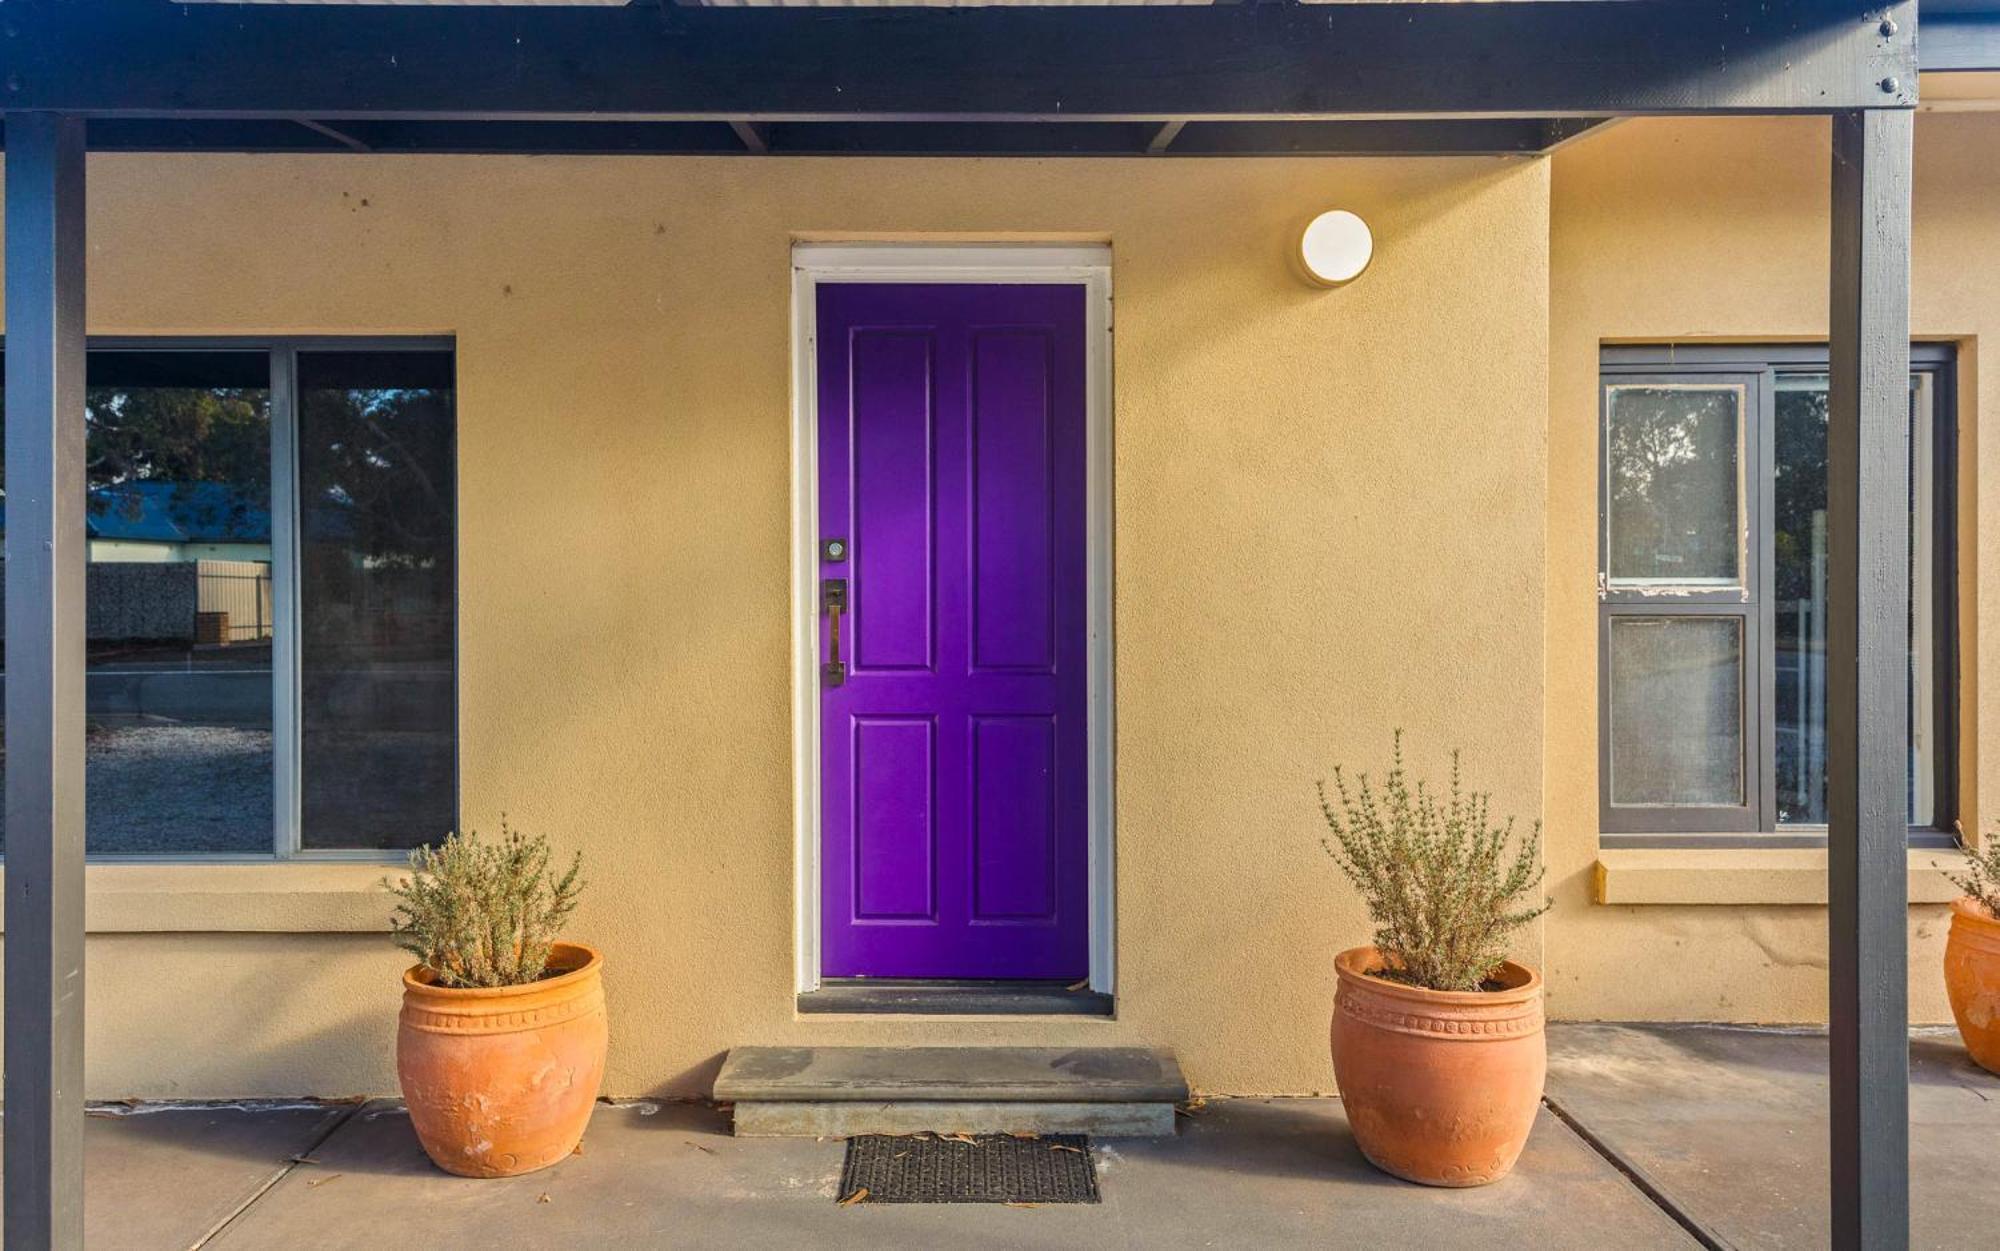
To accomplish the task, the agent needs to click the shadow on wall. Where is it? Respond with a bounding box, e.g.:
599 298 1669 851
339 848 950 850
1132 157 1546 402
88 933 404 1103
642 1050 730 1105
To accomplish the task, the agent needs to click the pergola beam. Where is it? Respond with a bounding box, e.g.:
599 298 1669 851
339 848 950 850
1921 13 2000 72
2 110 89 1251
2 116 1593 159
1826 106 1915 1251
0 1 1915 122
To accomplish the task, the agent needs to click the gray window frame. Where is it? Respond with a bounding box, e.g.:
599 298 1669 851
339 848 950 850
4 335 459 863
1598 343 1957 849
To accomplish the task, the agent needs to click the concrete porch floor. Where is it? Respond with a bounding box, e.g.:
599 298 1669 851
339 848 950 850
7 1024 1995 1250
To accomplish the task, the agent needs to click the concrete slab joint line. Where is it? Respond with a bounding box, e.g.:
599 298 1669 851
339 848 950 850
1542 1095 1730 1251
190 1102 366 1250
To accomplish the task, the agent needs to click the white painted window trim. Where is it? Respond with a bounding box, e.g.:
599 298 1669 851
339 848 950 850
788 242 1117 997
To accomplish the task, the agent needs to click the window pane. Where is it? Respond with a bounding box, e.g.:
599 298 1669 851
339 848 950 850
1771 372 1933 826
298 351 456 850
1606 385 1743 586
1910 373 1937 826
85 352 275 854
1609 615 1744 807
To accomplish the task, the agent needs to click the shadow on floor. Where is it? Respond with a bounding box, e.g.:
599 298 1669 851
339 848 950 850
42 1025 1999 1250
1545 1023 2000 1250
1124 1098 1403 1187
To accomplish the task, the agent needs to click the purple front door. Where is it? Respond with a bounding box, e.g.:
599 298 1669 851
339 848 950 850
818 282 1089 980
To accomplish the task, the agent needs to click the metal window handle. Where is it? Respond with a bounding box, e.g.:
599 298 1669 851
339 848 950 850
822 579 848 687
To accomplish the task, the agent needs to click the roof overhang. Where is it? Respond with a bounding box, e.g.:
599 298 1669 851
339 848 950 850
0 1 1923 157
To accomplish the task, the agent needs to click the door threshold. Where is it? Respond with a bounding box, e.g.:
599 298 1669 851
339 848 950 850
797 979 1113 1018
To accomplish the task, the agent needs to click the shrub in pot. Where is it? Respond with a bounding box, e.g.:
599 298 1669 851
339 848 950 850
1315 736 1549 1187
388 824 606 1178
1944 839 2000 1075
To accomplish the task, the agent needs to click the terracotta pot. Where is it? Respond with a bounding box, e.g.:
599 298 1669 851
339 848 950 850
1330 946 1545 1187
1945 897 2000 1075
397 942 608 1178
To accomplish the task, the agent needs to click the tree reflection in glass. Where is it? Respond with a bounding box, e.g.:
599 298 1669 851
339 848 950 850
298 351 456 850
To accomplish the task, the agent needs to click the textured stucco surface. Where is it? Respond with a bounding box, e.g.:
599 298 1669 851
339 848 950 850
0 152 1551 1097
1545 112 2000 1023
4 110 1992 1095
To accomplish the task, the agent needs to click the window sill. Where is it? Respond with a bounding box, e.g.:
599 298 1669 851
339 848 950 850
0 862 398 933
1594 847 1969 907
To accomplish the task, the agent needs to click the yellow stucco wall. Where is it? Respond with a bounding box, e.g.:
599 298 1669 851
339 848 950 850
11 108 1985 1096
1544 111 2000 1023
0 151 1552 1097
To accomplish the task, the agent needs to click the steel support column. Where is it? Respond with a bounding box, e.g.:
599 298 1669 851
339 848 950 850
3 111 88 1251
1826 106 1913 1251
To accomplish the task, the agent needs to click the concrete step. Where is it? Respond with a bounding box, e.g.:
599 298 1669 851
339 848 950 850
714 1045 1188 1138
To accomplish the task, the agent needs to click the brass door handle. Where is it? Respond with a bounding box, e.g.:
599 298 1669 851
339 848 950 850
822 579 848 687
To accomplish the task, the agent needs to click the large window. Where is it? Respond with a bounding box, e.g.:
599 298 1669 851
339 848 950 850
0 341 456 857
1599 345 1955 843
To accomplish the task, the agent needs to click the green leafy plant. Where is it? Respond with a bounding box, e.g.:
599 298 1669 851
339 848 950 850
1315 733 1549 993
387 822 584 989
1948 834 2000 919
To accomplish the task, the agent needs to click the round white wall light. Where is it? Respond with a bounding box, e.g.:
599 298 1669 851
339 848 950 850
1298 210 1374 287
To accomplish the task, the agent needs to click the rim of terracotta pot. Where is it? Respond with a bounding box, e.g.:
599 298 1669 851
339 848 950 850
1951 896 2000 932
1334 945 1542 1007
402 941 601 999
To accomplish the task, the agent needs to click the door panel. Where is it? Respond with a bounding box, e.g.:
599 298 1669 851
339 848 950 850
972 715 1059 921
971 329 1058 674
852 716 936 920
818 281 1089 980
851 331 936 673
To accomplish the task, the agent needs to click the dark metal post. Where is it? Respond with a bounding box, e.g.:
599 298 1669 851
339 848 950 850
4 112 89 1251
1826 106 1912 1251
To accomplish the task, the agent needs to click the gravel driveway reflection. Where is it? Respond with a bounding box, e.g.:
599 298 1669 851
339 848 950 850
84 722 273 854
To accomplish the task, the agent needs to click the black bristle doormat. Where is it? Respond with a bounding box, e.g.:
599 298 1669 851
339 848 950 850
837 1133 1100 1205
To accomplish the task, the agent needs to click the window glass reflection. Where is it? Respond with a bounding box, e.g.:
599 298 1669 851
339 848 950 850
297 351 456 850
1606 385 1744 587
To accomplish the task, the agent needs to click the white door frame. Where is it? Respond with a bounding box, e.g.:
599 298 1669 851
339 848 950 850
789 243 1116 996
